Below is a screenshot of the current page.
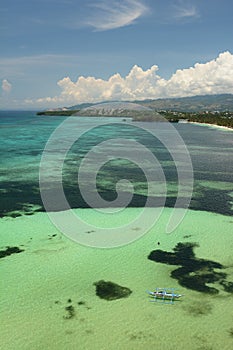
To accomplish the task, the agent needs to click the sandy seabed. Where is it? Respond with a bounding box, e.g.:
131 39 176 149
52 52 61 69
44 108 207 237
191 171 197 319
1 208 233 350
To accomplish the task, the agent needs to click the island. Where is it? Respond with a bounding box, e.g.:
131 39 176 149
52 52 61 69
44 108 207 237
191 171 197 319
37 94 233 128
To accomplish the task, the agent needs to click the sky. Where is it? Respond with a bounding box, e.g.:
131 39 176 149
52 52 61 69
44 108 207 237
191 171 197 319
1 0 233 109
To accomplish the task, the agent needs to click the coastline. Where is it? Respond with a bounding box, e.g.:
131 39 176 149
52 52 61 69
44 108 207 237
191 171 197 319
189 121 233 131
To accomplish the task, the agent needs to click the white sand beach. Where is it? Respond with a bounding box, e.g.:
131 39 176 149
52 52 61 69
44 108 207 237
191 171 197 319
189 121 233 131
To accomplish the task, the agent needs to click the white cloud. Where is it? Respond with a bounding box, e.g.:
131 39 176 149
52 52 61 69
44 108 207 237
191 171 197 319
165 52 233 95
173 1 198 20
85 0 148 31
26 52 233 107
2 79 12 93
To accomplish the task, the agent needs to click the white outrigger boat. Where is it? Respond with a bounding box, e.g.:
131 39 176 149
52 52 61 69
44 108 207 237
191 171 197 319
147 288 183 304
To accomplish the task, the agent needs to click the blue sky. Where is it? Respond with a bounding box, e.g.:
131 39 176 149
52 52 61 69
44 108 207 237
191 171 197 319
1 0 233 109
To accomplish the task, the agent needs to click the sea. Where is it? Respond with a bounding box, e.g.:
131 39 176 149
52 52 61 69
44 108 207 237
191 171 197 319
1 110 233 350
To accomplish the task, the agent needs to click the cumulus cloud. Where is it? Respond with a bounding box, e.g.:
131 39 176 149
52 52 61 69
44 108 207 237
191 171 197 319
85 0 148 31
165 51 233 95
2 79 12 93
27 51 233 107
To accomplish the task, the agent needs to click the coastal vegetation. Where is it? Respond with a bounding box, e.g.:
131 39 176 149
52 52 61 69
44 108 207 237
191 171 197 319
37 94 233 127
37 109 233 128
160 110 233 128
37 110 78 116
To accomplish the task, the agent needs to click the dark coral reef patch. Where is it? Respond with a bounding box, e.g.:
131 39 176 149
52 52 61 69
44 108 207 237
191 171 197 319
94 280 132 300
148 242 232 294
63 305 75 319
0 246 24 259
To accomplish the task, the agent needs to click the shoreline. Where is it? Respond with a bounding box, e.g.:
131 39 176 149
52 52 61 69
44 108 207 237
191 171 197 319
189 121 233 131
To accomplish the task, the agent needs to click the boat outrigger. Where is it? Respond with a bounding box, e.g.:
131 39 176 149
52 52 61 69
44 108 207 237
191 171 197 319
147 288 183 304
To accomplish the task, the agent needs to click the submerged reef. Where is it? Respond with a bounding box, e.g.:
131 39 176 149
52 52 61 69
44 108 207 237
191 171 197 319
219 280 233 293
148 242 232 294
63 305 75 320
54 297 91 321
94 280 132 300
0 246 24 259
184 300 213 317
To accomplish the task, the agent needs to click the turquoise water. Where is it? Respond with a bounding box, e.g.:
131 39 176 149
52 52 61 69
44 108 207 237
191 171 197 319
1 208 233 350
1 111 233 349
0 111 233 217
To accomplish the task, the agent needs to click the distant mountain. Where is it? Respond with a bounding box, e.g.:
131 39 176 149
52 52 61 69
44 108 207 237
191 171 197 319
78 101 152 114
69 94 233 112
72 101 162 120
69 102 94 110
37 95 233 127
135 94 233 112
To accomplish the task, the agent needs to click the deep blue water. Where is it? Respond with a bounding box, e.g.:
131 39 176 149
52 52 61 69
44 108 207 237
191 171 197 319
0 110 233 217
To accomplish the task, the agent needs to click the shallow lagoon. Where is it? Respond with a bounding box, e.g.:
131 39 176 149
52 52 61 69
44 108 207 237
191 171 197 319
1 208 233 350
0 111 233 349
